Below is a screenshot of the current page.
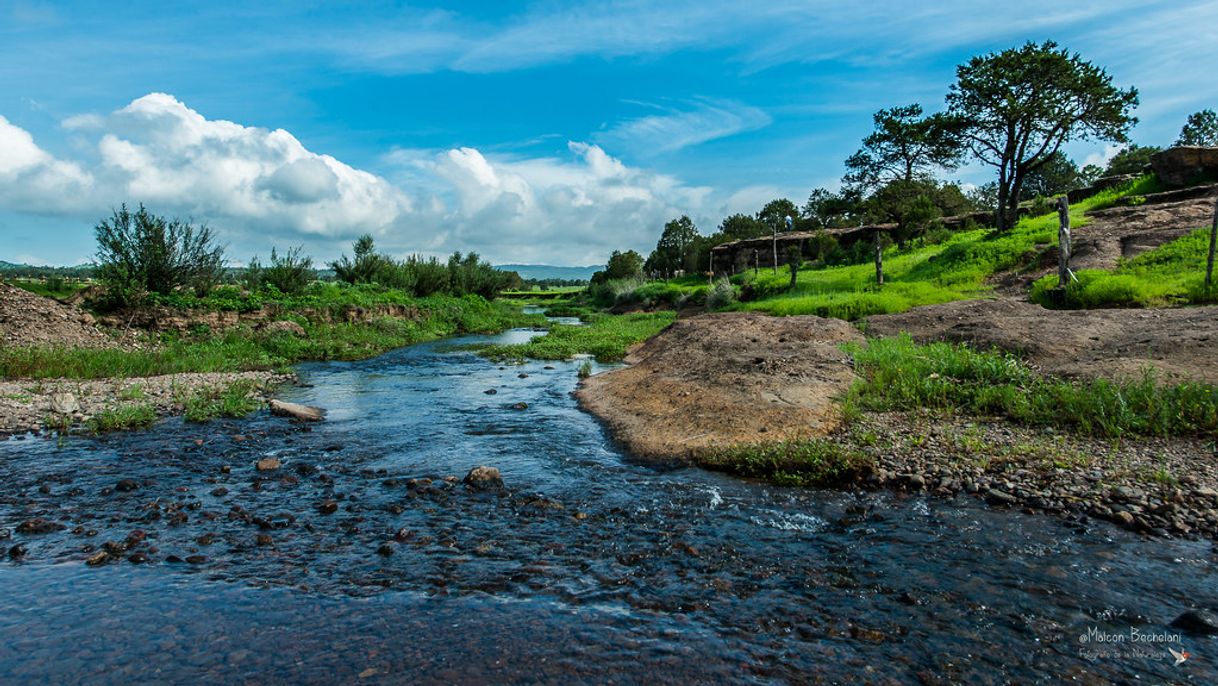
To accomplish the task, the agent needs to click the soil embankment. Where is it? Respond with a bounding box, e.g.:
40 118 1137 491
0 284 290 435
576 311 863 458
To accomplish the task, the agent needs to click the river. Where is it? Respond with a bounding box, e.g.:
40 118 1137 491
0 324 1214 684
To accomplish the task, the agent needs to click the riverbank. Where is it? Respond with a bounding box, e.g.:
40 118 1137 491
577 308 1218 539
0 284 545 435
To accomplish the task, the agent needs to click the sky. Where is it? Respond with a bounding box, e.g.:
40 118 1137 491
1 1 1216 268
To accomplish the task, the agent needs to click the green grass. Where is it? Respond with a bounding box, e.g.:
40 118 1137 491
89 403 157 433
0 295 544 380
180 380 263 422
700 439 875 486
733 177 1157 319
8 278 89 300
469 311 676 362
845 334 1218 438
1030 226 1218 308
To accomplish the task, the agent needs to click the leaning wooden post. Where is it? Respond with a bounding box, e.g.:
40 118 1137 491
873 229 884 287
1057 196 1073 289
1206 195 1217 292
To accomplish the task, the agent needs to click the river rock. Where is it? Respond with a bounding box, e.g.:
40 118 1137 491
50 392 79 415
115 478 140 492
1170 610 1218 635
16 518 64 534
269 399 325 422
256 457 282 472
463 466 504 491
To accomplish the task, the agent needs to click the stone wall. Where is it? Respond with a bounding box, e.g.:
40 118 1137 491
1151 146 1218 187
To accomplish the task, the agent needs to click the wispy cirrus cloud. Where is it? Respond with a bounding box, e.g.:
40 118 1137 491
596 99 772 155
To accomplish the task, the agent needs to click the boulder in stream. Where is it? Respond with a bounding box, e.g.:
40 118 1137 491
269 399 325 422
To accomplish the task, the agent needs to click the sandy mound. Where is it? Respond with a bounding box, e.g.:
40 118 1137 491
866 299 1218 384
0 282 114 348
576 312 864 460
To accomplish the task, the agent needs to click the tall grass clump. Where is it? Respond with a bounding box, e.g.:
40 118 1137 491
701 440 875 486
470 311 675 362
846 335 1218 438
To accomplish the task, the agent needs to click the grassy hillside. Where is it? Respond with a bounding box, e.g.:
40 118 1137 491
731 176 1161 319
1031 226 1218 308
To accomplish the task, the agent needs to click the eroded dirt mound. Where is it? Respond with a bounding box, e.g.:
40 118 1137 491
576 312 864 460
866 299 1218 384
0 283 114 348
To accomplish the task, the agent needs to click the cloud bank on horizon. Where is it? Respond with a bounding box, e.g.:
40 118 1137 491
0 93 717 266
1 0 1216 266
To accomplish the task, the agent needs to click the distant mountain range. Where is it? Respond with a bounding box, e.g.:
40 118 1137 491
495 264 602 281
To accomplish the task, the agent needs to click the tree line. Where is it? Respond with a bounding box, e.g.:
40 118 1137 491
608 41 1217 282
89 205 521 309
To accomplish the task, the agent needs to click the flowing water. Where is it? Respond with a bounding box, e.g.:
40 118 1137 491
0 325 1215 684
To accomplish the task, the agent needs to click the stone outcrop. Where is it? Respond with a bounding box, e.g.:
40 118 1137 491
1151 146 1218 187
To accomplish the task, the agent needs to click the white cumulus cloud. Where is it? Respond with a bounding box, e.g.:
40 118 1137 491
0 94 730 265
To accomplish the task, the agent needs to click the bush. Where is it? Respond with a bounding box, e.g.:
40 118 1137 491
94 204 226 308
246 246 315 295
706 278 737 309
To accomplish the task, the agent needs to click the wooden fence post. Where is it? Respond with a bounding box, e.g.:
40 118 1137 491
1206 196 1217 292
1057 196 1073 289
874 230 884 287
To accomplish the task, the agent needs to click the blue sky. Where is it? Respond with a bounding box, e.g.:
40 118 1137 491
1 0 1216 267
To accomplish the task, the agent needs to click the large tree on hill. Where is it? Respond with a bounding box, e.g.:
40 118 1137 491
842 104 964 192
1104 144 1161 176
717 213 767 241
803 188 863 230
1177 109 1218 147
946 41 1138 230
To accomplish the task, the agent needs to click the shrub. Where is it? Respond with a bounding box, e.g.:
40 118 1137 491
254 246 315 295
706 278 737 309
94 204 226 308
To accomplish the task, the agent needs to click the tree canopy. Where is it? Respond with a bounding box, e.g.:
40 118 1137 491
1177 109 1218 147
842 104 963 192
947 40 1138 229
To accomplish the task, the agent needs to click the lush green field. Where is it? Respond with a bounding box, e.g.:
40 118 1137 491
0 295 544 380
844 335 1218 438
9 278 89 300
469 311 676 362
1031 226 1218 308
732 177 1160 319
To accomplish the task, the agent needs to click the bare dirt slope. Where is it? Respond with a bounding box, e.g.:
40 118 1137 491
866 299 1218 384
576 312 863 460
0 283 114 348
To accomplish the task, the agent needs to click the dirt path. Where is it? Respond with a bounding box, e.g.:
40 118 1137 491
576 312 863 459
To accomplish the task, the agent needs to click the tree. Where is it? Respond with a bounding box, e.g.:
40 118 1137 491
864 179 943 249
1020 151 1083 200
1177 109 1218 147
330 234 389 284
646 215 700 277
803 188 863 230
717 213 766 241
94 204 226 307
842 104 963 192
946 41 1138 230
1104 144 1161 176
757 199 799 235
604 250 644 280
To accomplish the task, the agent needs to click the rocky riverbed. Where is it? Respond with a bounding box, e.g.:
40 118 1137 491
839 410 1218 540
0 371 292 436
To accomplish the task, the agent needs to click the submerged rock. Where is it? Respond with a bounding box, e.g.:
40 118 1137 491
256 457 282 472
1171 610 1218 635
269 399 325 422
463 466 504 491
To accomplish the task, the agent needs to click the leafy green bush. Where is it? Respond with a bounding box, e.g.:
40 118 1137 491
93 204 226 309
247 246 315 295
